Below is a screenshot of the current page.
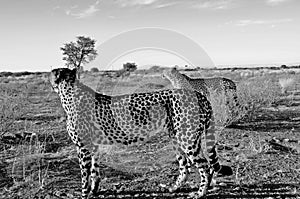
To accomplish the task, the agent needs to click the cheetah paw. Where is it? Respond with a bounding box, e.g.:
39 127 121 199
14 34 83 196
188 192 205 199
168 185 180 193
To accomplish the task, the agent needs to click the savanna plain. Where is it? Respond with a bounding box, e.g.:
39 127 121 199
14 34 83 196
0 66 299 199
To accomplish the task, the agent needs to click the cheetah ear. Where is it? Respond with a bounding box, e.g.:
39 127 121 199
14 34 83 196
71 68 77 78
51 68 65 85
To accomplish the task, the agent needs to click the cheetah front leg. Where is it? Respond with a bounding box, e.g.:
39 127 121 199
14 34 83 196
90 155 100 197
77 147 92 199
193 166 209 198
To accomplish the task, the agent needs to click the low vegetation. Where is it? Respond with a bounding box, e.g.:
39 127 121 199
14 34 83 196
0 84 29 138
279 77 296 94
90 67 99 73
0 67 299 198
209 76 281 127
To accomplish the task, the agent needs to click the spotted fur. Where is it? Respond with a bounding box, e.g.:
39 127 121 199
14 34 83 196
50 68 232 199
163 68 238 102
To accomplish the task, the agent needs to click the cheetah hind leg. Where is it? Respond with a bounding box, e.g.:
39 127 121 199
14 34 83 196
169 154 191 192
189 163 210 198
185 151 210 198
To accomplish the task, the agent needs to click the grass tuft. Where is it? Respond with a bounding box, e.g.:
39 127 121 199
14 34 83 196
278 77 296 94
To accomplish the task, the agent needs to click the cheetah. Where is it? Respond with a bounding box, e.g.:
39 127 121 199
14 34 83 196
163 67 237 97
50 68 232 199
163 67 239 112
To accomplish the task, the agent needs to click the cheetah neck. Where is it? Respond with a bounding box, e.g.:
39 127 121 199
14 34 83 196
57 81 76 116
58 80 109 113
73 80 98 97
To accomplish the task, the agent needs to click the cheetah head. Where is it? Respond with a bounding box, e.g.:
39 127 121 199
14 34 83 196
50 68 76 93
162 67 182 83
162 67 177 80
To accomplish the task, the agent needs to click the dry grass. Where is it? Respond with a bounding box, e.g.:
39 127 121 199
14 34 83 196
278 77 296 94
209 76 281 127
3 122 60 199
0 70 299 198
0 83 29 138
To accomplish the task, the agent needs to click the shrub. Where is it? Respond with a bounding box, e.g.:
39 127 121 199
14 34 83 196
280 64 287 69
13 71 34 77
148 65 162 72
90 67 99 73
123 62 137 72
0 72 13 77
115 69 130 78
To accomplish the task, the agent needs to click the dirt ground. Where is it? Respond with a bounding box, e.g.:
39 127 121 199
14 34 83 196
0 68 299 199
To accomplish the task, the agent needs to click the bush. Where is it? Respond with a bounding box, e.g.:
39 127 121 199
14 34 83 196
123 62 137 72
90 67 99 73
0 72 13 77
148 65 161 72
13 71 34 77
115 69 130 78
209 77 280 127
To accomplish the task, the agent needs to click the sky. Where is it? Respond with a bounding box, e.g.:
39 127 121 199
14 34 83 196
0 0 299 72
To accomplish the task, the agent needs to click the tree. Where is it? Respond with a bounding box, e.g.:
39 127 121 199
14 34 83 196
60 36 97 79
115 62 138 78
90 67 99 72
280 64 287 69
123 62 137 72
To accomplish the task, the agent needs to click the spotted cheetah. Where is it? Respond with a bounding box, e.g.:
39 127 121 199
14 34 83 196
163 68 238 103
50 68 232 199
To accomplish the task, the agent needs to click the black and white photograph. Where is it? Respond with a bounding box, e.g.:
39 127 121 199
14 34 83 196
0 0 299 198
